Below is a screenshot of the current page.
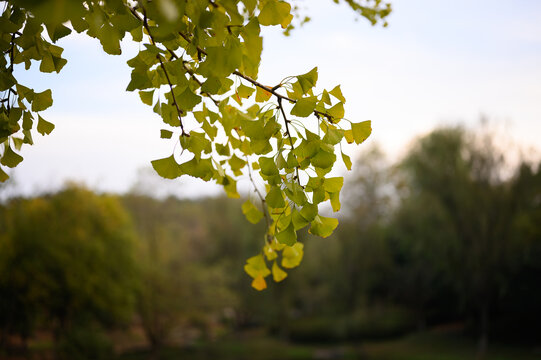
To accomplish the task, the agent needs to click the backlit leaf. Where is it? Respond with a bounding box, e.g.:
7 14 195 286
266 186 285 208
351 120 372 144
276 222 296 246
309 215 338 238
244 254 271 278
330 85 346 103
37 115 54 135
160 129 173 139
1 145 23 168
0 167 8 182
242 200 264 224
291 96 316 117
151 155 182 179
32 89 53 112
282 242 304 269
272 262 288 282
252 275 267 291
259 1 292 27
296 67 318 94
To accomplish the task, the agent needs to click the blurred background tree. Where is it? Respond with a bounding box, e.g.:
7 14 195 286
0 124 540 360
0 186 138 359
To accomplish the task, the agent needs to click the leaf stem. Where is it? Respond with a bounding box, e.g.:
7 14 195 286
278 98 301 186
245 155 272 243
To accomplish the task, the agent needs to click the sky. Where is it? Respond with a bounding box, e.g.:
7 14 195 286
5 0 541 198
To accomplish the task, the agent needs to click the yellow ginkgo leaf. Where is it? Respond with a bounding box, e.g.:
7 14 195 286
252 275 267 291
272 261 288 282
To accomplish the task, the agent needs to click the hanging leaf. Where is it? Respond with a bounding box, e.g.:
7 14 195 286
242 200 264 224
351 120 372 144
151 155 182 179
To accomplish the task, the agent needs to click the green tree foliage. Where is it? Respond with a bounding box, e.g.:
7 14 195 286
397 126 539 354
0 186 138 351
0 0 390 288
122 194 238 353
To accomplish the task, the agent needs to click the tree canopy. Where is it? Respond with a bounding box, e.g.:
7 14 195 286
0 0 390 288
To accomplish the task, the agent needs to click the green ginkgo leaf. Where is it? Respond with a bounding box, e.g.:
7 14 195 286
259 156 279 176
244 254 270 279
351 120 372 144
341 151 352 170
327 102 344 120
160 129 173 139
276 222 296 246
309 215 338 238
323 177 343 193
151 155 182 179
296 67 318 94
37 115 54 135
259 0 292 27
0 167 8 182
266 186 285 208
242 200 264 224
272 261 288 282
291 96 317 117
32 89 53 112
282 242 304 269
1 145 23 168
329 85 346 103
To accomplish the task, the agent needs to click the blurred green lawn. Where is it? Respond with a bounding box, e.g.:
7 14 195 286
119 330 541 360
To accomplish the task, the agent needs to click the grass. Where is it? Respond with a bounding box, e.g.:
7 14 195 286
118 329 541 360
360 332 541 360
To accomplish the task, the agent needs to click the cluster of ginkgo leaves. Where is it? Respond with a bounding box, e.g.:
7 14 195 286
0 0 390 290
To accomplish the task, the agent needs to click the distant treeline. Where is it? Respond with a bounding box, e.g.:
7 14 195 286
0 126 540 359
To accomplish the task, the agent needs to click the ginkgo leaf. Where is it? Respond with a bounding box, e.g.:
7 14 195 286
329 85 346 103
0 167 8 182
264 243 278 261
259 1 292 27
266 186 285 208
309 215 339 238
291 96 317 117
151 155 182 179
0 145 23 168
323 127 344 145
160 129 173 139
272 262 288 282
341 152 352 170
323 177 344 193
259 156 279 176
330 192 341 212
242 200 264 224
244 254 271 279
252 275 267 290
282 242 304 269
237 84 255 99
32 89 53 112
276 222 296 246
139 90 154 105
327 102 344 120
351 120 372 144
300 203 318 222
256 86 272 102
37 115 54 135
296 67 318 94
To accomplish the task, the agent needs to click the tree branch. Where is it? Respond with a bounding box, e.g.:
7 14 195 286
277 98 301 185
138 10 187 136
245 155 273 243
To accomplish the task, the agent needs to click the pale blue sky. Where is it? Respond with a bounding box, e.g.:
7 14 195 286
6 0 541 197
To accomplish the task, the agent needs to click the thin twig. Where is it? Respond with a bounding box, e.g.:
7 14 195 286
277 98 301 185
129 7 220 106
177 30 339 121
246 155 273 243
138 10 187 136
